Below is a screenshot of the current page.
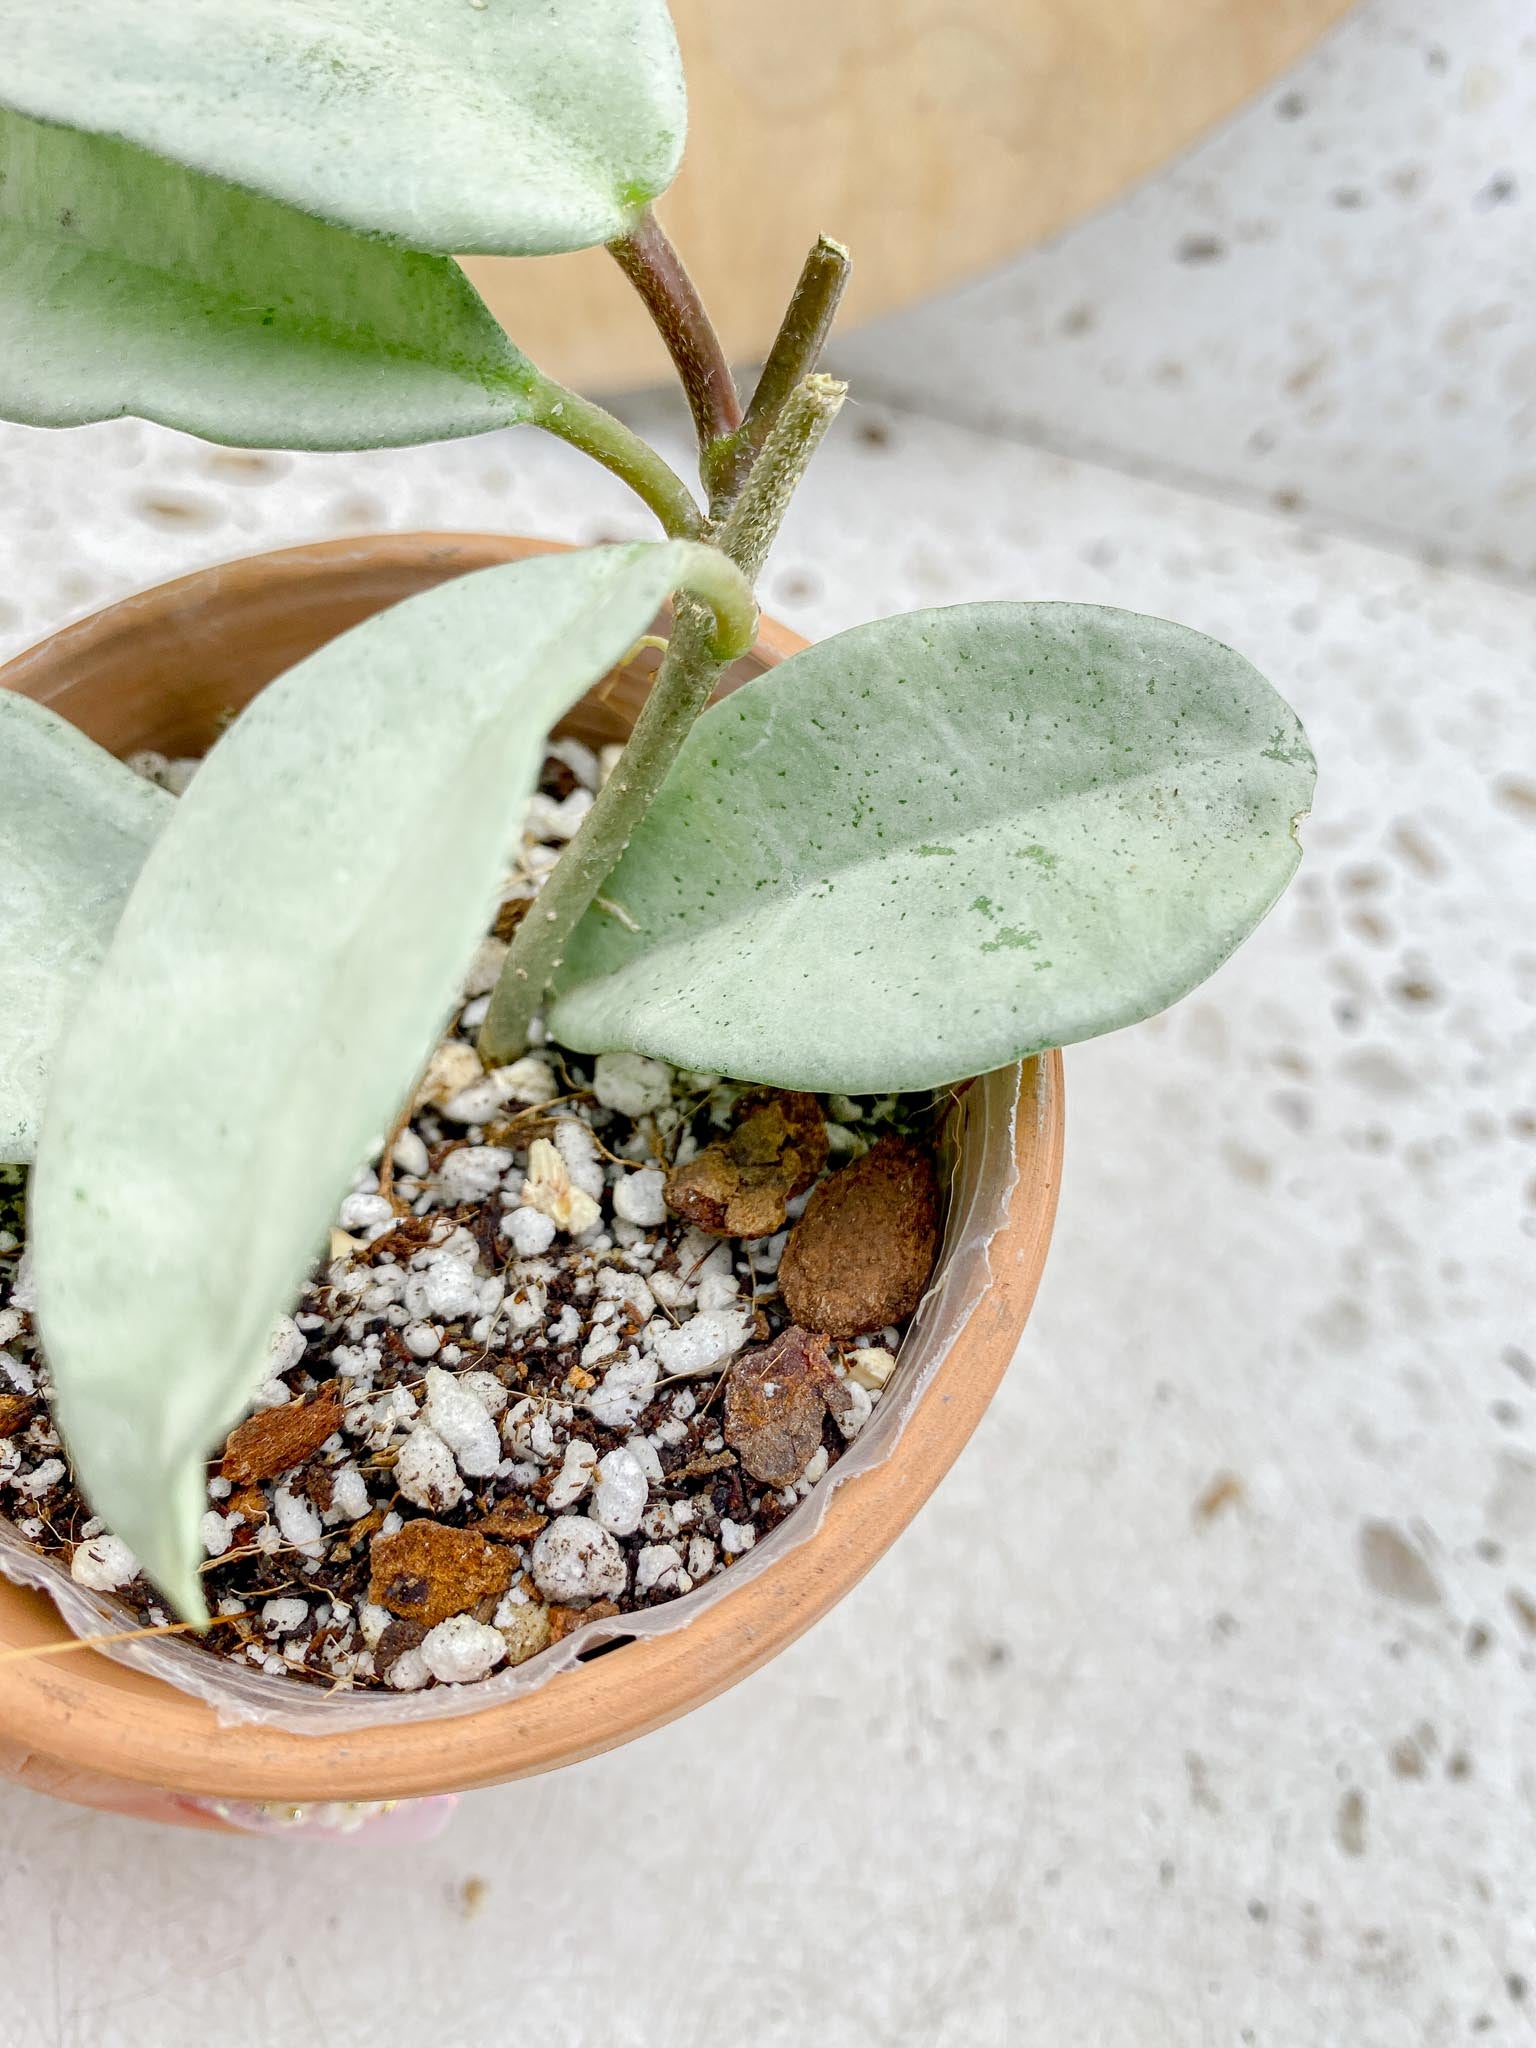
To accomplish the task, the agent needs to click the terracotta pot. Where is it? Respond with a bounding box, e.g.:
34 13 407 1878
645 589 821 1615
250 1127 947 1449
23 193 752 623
0 534 1063 1820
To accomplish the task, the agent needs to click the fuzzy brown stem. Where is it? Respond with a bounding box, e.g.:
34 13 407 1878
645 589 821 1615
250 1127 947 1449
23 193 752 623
609 209 743 461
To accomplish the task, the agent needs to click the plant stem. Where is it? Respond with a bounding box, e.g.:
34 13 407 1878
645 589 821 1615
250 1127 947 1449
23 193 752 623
708 235 851 506
714 373 846 583
530 379 702 538
609 209 742 463
477 596 723 1065
478 374 847 1066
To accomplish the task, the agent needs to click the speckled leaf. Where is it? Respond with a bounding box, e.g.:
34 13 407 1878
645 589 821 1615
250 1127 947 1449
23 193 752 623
550 602 1315 1090
0 692 170 1164
31 542 752 1622
1 0 685 255
0 108 548 451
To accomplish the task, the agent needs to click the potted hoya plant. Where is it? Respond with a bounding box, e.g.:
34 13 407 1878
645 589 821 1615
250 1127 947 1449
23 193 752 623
0 2 1312 1821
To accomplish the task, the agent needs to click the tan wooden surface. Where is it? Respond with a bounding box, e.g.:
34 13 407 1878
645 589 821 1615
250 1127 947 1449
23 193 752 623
465 0 1356 393
0 535 1064 1808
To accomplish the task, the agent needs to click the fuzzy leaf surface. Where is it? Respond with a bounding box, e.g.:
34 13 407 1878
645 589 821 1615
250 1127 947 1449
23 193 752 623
549 602 1316 1090
0 108 546 450
0 692 170 1163
1 0 685 255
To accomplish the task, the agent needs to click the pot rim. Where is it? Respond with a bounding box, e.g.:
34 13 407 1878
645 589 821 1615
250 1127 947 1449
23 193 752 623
0 532 1064 1801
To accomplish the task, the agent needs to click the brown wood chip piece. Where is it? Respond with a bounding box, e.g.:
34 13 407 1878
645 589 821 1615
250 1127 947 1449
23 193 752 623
546 1598 622 1644
779 1134 941 1338
476 1499 549 1543
668 1447 738 1483
724 1326 835 1486
0 1394 33 1438
220 1394 343 1484
368 1520 516 1629
665 1088 829 1239
226 1483 268 1525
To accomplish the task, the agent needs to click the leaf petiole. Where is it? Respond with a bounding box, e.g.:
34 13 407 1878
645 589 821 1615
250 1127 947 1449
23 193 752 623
528 376 703 538
608 206 742 466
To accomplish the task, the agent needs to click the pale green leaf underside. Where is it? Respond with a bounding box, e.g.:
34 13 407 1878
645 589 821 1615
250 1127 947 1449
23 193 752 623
0 0 684 256
0 108 544 451
0 691 170 1164
550 602 1316 1091
31 542 749 1622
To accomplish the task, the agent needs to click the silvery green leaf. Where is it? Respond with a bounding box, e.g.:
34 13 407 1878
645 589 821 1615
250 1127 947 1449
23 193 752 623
0 691 170 1164
31 541 751 1622
2 0 684 256
549 602 1315 1090
0 108 549 451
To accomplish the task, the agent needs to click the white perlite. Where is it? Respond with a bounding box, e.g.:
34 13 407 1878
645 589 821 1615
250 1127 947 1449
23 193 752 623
273 1484 323 1553
652 1308 753 1378
545 1438 598 1510
530 1516 628 1603
16 1458 64 1498
590 1446 649 1536
592 1051 672 1118
267 1315 306 1377
833 1380 874 1439
635 1542 685 1592
496 1055 560 1105
261 1597 308 1635
583 1353 657 1429
553 1118 605 1198
338 1191 392 1233
626 1433 664 1484
720 1518 757 1556
437 1146 512 1205
329 1465 370 1521
416 1254 480 1323
69 1533 138 1591
502 1205 556 1257
385 1646 430 1692
612 1166 667 1227
423 1366 500 1477
420 1615 507 1685
395 1425 465 1512
390 1126 430 1179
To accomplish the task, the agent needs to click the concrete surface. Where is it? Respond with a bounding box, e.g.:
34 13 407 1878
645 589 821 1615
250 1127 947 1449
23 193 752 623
0 0 1532 2041
840 0 1536 583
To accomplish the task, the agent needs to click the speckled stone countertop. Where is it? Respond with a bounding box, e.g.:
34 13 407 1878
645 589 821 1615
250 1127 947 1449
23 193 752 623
0 3 1532 2039
840 0 1536 586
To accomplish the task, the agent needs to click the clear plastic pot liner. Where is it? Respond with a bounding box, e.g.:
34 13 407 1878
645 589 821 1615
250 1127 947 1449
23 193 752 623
0 1063 1026 1735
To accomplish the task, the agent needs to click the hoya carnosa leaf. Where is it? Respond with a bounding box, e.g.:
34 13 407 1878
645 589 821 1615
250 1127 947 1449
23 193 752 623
549 602 1315 1091
1 0 685 256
